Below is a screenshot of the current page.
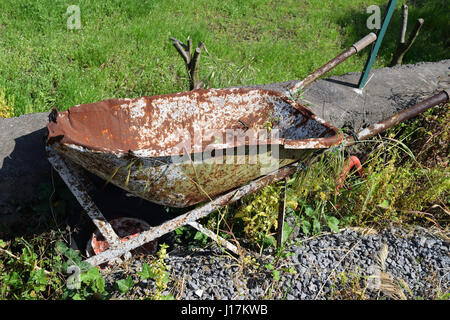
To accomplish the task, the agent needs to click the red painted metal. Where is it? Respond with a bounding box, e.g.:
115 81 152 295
87 217 158 258
336 156 364 193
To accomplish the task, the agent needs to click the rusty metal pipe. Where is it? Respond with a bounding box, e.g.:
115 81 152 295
290 33 377 94
346 90 450 145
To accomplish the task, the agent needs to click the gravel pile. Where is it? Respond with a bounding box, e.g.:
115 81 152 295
104 226 449 300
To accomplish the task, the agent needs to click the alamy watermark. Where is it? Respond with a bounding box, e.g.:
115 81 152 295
366 5 381 30
170 128 281 175
66 265 81 289
66 5 81 30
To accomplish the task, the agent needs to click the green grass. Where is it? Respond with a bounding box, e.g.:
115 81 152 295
0 0 447 116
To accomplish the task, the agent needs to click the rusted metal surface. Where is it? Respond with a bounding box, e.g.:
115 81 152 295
84 162 300 266
346 90 450 144
48 137 299 266
47 88 339 156
47 88 341 208
289 33 377 94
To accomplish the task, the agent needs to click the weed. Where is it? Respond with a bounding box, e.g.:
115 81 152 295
330 270 368 300
337 138 449 228
0 235 109 300
234 184 281 252
0 237 58 300
174 225 210 249
138 244 173 300
232 148 345 250
264 263 281 282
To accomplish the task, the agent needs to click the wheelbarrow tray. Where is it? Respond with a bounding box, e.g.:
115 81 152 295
47 88 341 208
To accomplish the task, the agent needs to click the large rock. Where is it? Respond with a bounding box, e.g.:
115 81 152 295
0 60 448 216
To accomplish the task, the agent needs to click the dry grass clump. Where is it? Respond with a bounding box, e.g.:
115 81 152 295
0 88 14 118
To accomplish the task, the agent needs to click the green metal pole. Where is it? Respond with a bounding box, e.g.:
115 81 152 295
358 0 397 89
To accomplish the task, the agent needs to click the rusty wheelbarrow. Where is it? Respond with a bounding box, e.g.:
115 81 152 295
47 88 343 208
45 32 449 266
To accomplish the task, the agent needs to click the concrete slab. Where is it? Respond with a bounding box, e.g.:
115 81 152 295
0 112 50 215
301 59 449 131
244 59 449 131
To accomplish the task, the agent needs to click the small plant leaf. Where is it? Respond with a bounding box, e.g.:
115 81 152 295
95 277 106 294
81 268 101 284
305 207 315 217
7 271 23 288
115 276 134 294
30 269 48 289
138 263 155 280
193 231 205 241
272 270 280 282
282 223 294 243
313 218 321 234
327 216 340 233
72 293 83 300
378 199 390 209
302 220 311 236
263 234 276 248
264 263 275 270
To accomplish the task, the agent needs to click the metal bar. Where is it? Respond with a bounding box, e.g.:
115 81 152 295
358 0 398 89
276 178 287 249
346 90 449 144
85 163 300 266
46 147 122 247
290 32 377 95
188 221 239 255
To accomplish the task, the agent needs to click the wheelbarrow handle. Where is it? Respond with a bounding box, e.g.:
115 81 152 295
352 32 378 53
346 89 450 144
290 32 377 94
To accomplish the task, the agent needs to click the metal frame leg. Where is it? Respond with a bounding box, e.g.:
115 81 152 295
276 178 287 249
47 147 122 247
47 147 132 264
